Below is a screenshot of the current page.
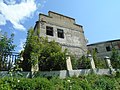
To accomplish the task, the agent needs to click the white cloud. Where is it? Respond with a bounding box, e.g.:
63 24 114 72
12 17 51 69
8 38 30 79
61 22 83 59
0 14 6 25
0 0 37 31
4 0 16 5
18 38 26 52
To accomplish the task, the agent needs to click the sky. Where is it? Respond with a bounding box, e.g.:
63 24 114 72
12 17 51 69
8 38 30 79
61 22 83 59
0 0 120 52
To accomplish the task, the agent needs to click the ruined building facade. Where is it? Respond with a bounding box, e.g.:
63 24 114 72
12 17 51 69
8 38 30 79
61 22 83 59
34 11 87 57
87 39 120 58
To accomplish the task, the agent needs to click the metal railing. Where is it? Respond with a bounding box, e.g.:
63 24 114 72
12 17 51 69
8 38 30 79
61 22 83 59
0 52 19 71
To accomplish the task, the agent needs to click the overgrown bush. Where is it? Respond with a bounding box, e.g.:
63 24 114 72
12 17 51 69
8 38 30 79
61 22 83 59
77 55 91 69
70 55 78 69
92 49 107 69
70 55 91 69
0 75 120 90
93 77 116 90
0 31 16 70
22 28 67 71
111 48 120 69
115 70 120 77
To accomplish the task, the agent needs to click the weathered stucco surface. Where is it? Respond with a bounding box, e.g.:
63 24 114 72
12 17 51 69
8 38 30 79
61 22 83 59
87 39 120 58
34 11 87 57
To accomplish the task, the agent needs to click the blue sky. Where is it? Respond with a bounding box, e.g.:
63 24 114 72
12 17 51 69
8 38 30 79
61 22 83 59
0 0 120 52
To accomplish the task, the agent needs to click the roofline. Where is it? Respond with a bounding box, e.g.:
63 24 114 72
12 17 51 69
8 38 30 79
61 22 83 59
39 11 83 28
39 13 51 18
87 39 120 46
48 11 75 20
74 23 83 28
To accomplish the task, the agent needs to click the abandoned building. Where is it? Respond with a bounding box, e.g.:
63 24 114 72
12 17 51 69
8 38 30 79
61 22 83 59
34 11 87 57
87 39 120 58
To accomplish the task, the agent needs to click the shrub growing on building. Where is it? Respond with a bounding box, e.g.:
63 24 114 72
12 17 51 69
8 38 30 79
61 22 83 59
22 28 67 71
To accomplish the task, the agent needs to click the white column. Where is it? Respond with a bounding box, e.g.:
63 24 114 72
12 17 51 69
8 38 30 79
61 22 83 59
66 56 73 70
31 59 39 72
87 54 95 69
104 56 113 69
104 56 115 74
31 63 39 72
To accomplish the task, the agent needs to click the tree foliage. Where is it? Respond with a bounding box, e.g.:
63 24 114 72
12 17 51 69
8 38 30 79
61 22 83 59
111 48 120 69
90 49 107 69
22 28 67 71
0 31 16 70
78 55 91 69
0 31 15 54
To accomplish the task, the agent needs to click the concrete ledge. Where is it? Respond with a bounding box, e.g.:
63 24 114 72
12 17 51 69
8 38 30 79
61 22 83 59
0 69 119 78
95 69 110 75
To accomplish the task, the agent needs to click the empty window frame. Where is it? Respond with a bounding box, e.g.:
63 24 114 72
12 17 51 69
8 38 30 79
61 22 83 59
57 29 64 38
106 46 111 51
117 42 120 49
95 48 99 53
46 26 53 36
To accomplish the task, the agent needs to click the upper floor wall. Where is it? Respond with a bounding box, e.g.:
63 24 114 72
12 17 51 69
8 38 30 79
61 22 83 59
34 11 87 57
87 39 120 57
38 11 84 33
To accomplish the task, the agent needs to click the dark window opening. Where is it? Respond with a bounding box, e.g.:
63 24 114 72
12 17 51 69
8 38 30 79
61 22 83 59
95 48 99 53
46 26 53 36
117 42 120 49
106 46 111 51
57 29 64 38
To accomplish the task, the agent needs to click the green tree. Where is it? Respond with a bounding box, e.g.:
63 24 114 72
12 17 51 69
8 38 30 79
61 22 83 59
22 28 67 71
111 48 120 69
77 55 91 69
0 31 16 70
22 28 41 71
91 49 107 69
39 40 67 71
70 55 78 69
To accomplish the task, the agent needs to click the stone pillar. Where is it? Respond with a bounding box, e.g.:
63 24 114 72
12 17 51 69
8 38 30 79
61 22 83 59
20 57 23 61
66 56 73 70
104 56 116 75
104 56 113 69
31 60 39 78
87 54 95 69
31 63 39 72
